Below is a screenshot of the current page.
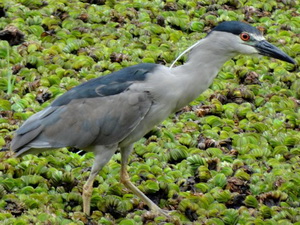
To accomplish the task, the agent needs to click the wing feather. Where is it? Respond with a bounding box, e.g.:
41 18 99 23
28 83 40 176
11 63 157 156
11 90 152 155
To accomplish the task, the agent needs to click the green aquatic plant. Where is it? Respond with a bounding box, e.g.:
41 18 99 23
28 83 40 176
0 41 14 95
0 0 299 224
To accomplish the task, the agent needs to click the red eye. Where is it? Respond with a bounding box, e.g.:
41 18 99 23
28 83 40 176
240 32 250 41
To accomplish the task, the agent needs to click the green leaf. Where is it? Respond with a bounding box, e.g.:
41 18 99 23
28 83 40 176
244 195 258 208
211 174 227 188
187 155 206 171
205 115 223 127
190 21 204 32
213 189 231 203
28 25 44 37
223 209 239 225
169 148 188 162
0 99 11 110
119 219 135 225
142 180 160 194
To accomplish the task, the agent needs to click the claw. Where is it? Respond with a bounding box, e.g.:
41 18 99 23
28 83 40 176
144 208 181 225
151 205 170 217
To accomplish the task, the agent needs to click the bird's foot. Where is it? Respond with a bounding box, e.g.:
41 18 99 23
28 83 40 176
152 207 171 217
143 207 181 225
150 205 178 218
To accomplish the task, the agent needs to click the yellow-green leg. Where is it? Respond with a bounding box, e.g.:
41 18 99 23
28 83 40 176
120 145 169 217
82 144 117 215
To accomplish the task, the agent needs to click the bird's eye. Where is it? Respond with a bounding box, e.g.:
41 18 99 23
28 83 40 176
240 32 250 41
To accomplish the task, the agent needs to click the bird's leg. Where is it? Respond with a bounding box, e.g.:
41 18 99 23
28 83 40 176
120 145 169 217
82 170 97 216
82 144 117 215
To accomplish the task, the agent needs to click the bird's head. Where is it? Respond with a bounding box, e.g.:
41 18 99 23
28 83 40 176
208 21 296 64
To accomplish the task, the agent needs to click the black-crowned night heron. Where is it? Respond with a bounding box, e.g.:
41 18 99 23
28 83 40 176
10 21 296 216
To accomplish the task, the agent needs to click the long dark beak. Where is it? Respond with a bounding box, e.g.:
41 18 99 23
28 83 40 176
255 40 296 64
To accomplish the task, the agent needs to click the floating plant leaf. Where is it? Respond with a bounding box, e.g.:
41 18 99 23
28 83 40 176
0 0 299 224
244 195 258 208
211 174 227 188
28 25 44 37
141 180 160 194
197 166 212 182
190 21 204 32
168 148 188 163
1 178 19 191
273 145 288 156
117 199 133 213
234 169 251 181
223 209 239 225
259 205 272 219
178 133 194 146
206 148 223 157
187 155 206 171
283 135 300 147
0 137 5 147
0 184 7 198
213 189 231 203
119 219 135 225
205 116 223 127
206 218 225 225
0 99 11 110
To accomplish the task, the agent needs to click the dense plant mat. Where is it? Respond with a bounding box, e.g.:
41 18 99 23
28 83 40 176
0 0 299 224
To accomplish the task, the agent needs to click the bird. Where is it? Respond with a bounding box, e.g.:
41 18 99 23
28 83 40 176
10 21 296 216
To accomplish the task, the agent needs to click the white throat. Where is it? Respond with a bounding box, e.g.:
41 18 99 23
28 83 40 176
169 33 237 109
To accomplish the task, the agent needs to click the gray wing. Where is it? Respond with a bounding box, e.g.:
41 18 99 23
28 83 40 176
10 63 158 156
10 90 152 156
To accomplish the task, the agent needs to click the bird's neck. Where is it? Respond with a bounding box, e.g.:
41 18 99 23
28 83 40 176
171 38 234 109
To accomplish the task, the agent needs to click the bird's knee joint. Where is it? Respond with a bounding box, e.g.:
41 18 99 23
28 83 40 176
83 192 92 200
120 177 127 184
83 185 93 197
120 174 130 184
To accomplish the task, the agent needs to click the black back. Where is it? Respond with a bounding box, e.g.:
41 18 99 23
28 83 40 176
52 63 157 106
